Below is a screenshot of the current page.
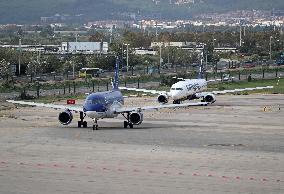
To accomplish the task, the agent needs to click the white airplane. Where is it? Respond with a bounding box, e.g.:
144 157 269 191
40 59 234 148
6 58 208 130
119 66 273 104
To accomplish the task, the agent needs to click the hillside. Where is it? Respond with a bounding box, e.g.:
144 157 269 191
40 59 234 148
0 0 284 24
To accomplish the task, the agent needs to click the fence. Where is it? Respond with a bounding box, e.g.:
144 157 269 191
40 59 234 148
1 66 284 99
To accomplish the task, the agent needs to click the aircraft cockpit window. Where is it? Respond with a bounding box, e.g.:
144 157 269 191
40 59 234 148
171 88 183 91
86 98 105 105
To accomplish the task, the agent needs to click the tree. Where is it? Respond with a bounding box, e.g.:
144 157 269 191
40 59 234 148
89 32 105 42
26 59 39 82
0 59 12 84
39 25 54 38
62 60 72 78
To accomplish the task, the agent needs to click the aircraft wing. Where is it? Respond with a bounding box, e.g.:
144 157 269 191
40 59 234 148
210 86 274 94
114 102 208 113
6 100 83 112
119 87 168 95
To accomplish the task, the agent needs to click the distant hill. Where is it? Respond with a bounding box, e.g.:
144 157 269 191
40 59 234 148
1 0 284 24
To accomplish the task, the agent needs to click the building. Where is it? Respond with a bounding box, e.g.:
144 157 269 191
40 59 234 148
61 42 108 53
134 49 157 55
214 47 237 53
151 42 187 47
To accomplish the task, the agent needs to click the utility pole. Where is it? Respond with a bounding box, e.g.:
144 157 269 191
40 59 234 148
72 61 75 79
239 24 242 47
18 38 22 76
155 21 158 41
270 36 273 61
125 44 129 72
159 44 162 73
109 27 113 43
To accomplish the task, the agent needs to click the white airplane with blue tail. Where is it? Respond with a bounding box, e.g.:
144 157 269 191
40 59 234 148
119 65 273 104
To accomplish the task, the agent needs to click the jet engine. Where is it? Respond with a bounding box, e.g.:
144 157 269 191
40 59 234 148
58 110 73 125
204 94 216 103
129 112 143 125
157 93 168 104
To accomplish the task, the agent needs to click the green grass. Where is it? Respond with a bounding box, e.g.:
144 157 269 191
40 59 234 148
28 89 149 103
25 94 87 104
208 78 284 94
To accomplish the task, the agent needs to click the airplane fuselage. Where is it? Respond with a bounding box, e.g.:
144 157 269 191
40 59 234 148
169 79 207 101
83 90 124 119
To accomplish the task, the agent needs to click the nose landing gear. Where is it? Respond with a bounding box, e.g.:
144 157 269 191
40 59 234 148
93 119 98 130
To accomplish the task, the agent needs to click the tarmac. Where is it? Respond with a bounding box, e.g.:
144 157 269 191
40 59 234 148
0 94 283 194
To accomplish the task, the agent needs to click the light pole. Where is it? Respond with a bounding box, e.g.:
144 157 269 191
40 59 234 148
159 44 162 74
270 36 273 61
71 61 75 79
18 38 22 76
239 24 242 47
124 43 130 72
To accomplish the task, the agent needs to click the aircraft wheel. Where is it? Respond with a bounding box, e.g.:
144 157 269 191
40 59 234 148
78 121 82 128
173 100 180 104
124 121 128 128
83 121 87 128
93 125 98 130
129 123 134 129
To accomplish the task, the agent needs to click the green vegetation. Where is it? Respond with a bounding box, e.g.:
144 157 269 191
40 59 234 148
208 78 284 94
29 78 284 104
28 93 86 104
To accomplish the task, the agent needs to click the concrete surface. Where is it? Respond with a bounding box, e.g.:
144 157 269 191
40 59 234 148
0 94 283 194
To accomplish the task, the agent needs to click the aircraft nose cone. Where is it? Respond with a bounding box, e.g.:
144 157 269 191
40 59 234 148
93 104 107 112
171 91 180 100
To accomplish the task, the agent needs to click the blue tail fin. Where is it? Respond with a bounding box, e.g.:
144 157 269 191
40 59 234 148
112 57 119 90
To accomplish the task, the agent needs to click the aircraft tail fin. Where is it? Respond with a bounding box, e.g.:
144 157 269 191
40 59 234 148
197 57 205 79
112 57 119 90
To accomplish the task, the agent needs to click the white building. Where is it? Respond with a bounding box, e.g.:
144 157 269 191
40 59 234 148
134 49 157 55
61 42 108 53
151 42 187 47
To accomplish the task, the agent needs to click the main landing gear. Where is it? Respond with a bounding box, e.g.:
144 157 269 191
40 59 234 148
78 112 87 128
173 100 181 104
122 113 133 129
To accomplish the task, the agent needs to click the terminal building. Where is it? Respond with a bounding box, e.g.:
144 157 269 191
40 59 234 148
61 42 109 54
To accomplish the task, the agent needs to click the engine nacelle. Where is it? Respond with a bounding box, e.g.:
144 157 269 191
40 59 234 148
204 94 216 103
58 110 73 125
129 112 143 125
157 93 168 104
